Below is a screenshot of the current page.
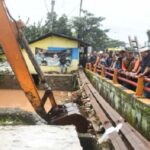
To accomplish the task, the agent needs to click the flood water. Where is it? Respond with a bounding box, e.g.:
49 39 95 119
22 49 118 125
0 90 72 112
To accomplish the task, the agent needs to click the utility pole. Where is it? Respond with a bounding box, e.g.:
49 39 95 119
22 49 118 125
79 0 83 17
50 0 55 31
77 0 83 39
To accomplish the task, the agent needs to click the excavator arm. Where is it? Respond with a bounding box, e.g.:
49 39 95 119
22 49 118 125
0 0 89 132
0 0 46 117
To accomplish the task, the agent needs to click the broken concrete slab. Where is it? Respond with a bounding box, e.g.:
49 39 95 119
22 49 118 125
0 125 82 150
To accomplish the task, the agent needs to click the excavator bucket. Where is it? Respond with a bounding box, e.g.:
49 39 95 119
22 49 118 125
41 90 89 133
47 102 89 133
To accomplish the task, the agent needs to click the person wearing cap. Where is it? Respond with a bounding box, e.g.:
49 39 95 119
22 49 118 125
133 47 150 98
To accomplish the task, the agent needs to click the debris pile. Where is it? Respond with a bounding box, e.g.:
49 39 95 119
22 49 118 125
0 61 13 74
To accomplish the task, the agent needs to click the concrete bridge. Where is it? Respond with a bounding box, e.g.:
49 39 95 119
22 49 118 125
85 68 150 141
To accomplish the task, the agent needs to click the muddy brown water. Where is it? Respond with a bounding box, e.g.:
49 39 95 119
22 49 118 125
0 89 71 112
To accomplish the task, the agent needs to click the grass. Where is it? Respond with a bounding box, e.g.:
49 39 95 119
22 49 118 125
0 115 32 125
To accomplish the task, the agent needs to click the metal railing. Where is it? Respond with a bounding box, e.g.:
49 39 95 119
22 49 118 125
86 63 150 97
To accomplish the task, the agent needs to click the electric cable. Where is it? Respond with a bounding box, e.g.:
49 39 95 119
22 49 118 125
67 1 80 17
3 0 20 36
44 0 50 13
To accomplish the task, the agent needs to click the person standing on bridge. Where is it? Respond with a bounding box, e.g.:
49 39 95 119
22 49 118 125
90 51 97 66
105 51 113 67
121 50 136 90
122 51 135 72
115 50 126 70
59 52 67 73
132 47 150 98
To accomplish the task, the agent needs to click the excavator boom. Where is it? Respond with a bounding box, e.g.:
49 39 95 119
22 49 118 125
0 0 46 117
0 0 89 133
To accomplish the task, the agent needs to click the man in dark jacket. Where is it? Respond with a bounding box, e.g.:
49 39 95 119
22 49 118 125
60 53 67 73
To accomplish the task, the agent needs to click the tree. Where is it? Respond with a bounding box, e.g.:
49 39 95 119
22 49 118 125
53 15 72 36
72 10 108 50
44 13 72 36
24 21 43 41
23 10 125 50
105 39 125 48
24 12 72 41
43 12 58 33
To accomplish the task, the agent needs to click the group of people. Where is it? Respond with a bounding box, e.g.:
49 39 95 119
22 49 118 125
88 47 150 98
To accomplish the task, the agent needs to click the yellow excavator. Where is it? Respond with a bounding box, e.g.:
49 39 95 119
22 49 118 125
0 0 89 132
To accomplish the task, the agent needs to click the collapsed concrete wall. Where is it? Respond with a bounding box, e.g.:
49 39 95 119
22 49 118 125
85 69 150 140
0 75 20 89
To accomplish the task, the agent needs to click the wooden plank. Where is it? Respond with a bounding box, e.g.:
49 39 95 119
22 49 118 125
78 71 128 150
121 124 150 150
79 70 150 150
80 71 124 123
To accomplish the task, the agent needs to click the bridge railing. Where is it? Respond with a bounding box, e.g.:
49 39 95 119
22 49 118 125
85 63 150 98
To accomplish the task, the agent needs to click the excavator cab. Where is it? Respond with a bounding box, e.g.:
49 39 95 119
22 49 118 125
0 0 89 133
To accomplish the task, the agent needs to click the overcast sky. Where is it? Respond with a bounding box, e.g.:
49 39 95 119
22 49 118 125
5 0 150 45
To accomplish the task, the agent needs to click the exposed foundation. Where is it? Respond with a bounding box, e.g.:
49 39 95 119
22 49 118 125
0 74 77 91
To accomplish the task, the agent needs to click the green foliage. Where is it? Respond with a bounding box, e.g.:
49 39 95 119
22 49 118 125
0 45 4 54
24 21 43 41
53 14 72 36
105 39 125 48
23 10 125 50
0 115 27 125
43 12 58 33
72 10 108 50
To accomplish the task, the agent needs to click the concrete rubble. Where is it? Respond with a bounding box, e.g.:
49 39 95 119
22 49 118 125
0 61 13 74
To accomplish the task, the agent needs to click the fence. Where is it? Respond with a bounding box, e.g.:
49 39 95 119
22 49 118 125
86 63 150 97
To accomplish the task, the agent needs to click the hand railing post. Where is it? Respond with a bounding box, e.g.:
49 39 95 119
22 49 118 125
101 65 105 77
94 64 97 73
89 63 92 71
112 69 118 84
85 63 89 69
135 76 144 97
